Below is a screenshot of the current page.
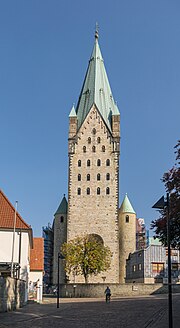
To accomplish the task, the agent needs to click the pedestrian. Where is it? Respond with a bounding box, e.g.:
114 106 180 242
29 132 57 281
104 286 111 303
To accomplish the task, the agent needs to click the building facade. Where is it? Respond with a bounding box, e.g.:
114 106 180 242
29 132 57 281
52 30 137 284
126 243 180 284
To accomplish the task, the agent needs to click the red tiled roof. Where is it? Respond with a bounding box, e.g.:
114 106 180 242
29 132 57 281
30 238 44 271
0 189 31 230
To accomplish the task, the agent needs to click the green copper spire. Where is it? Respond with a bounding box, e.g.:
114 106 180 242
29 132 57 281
54 194 68 216
119 193 136 214
75 29 120 132
69 105 77 117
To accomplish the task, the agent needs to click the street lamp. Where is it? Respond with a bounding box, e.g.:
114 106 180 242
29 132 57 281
57 252 65 308
152 193 173 328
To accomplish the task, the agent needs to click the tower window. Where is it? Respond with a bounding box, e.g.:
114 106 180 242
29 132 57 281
126 215 129 223
78 160 81 167
106 187 110 195
97 159 101 166
60 216 64 223
92 128 96 135
87 174 90 181
87 188 90 195
78 174 81 181
87 159 90 167
92 146 96 152
88 137 91 144
106 159 110 166
77 188 81 195
97 187 100 195
83 146 86 153
97 173 101 181
97 137 101 143
106 173 110 181
102 145 105 152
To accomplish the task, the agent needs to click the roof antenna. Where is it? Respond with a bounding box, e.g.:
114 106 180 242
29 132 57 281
95 22 99 39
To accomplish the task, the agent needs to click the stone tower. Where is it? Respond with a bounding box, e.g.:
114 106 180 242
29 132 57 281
53 195 67 284
67 30 120 283
119 194 136 283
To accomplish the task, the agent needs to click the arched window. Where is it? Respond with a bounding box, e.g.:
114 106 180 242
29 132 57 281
83 146 86 153
106 187 110 195
87 188 90 195
92 128 96 135
106 159 110 166
78 174 81 181
106 173 110 181
88 137 91 144
78 160 81 167
60 216 64 223
97 173 101 181
87 159 90 167
102 145 105 152
97 137 101 144
92 146 96 152
77 188 81 195
126 215 129 223
87 174 90 181
97 159 101 166
97 187 100 195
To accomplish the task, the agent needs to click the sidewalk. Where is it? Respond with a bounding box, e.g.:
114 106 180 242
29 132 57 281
0 294 180 327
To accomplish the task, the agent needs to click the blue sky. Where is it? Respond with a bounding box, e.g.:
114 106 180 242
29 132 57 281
0 0 179 237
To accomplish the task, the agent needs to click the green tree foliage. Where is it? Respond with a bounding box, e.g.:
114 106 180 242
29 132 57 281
151 140 180 248
61 234 112 283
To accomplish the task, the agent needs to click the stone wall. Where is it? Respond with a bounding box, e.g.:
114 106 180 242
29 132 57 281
67 105 120 283
59 283 180 298
0 277 26 312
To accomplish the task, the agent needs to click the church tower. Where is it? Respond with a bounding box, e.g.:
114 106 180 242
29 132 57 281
119 194 136 283
67 29 120 283
53 195 68 284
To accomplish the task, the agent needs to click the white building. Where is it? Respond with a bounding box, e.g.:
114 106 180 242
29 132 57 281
0 189 33 300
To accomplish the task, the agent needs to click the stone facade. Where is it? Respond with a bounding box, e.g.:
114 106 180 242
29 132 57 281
119 210 136 283
53 208 67 284
52 33 137 285
67 105 120 283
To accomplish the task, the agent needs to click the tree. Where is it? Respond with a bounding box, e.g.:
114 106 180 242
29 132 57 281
61 234 112 283
151 140 180 248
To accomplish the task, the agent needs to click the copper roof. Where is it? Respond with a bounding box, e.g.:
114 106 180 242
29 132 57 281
0 189 31 230
30 238 44 271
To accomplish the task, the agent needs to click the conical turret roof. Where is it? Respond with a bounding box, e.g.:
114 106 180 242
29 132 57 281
119 193 136 214
54 195 68 216
75 29 119 132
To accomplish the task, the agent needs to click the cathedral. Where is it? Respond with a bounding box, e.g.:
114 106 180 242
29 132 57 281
52 29 137 284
